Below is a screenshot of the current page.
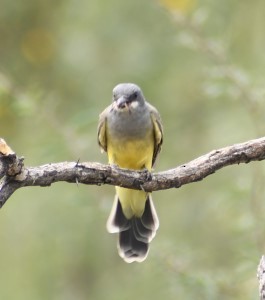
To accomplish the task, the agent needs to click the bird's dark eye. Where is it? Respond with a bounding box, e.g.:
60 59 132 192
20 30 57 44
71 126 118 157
130 92 138 100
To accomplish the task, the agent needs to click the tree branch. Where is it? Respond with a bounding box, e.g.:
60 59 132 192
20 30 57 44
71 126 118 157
258 256 265 300
1 136 265 208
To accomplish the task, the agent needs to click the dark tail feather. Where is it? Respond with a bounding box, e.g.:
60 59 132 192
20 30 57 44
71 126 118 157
107 195 159 263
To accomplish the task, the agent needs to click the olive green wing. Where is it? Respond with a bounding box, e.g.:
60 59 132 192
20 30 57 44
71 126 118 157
147 103 163 167
97 106 110 153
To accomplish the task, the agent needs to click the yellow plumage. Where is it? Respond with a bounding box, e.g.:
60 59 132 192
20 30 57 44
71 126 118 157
97 83 163 262
107 130 154 219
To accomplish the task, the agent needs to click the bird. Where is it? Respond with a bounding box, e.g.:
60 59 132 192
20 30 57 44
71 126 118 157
97 83 163 263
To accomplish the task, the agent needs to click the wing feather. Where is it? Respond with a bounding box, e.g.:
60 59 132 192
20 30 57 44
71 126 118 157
97 106 110 152
146 103 163 167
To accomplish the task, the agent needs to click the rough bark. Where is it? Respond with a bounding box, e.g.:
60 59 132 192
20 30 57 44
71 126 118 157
1 136 265 208
258 256 265 300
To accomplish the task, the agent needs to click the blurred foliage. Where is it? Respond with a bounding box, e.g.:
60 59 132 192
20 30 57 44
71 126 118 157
1 0 265 299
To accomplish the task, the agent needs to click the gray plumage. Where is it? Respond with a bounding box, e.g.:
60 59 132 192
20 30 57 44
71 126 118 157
98 83 163 263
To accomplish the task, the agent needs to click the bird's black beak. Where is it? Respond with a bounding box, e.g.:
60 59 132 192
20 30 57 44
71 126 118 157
116 96 129 109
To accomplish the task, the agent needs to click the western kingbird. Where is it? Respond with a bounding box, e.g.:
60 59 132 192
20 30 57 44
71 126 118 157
97 83 163 263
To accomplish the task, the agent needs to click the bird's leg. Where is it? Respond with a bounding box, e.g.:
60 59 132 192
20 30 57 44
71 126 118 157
139 166 152 192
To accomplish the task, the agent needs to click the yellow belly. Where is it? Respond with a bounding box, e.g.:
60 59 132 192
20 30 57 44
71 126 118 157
107 134 154 218
108 138 153 170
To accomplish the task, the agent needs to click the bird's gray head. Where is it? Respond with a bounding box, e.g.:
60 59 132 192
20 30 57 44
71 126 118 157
112 83 145 110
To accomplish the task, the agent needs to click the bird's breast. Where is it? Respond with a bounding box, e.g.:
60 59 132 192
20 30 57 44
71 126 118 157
107 132 154 170
106 107 154 170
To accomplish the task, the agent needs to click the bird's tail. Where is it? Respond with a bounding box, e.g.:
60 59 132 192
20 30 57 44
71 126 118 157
107 195 159 263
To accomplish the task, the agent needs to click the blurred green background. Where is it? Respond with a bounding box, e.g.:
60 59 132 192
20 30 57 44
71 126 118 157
1 0 265 299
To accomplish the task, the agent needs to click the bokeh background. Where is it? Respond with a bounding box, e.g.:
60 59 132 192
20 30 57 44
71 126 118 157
1 0 265 299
